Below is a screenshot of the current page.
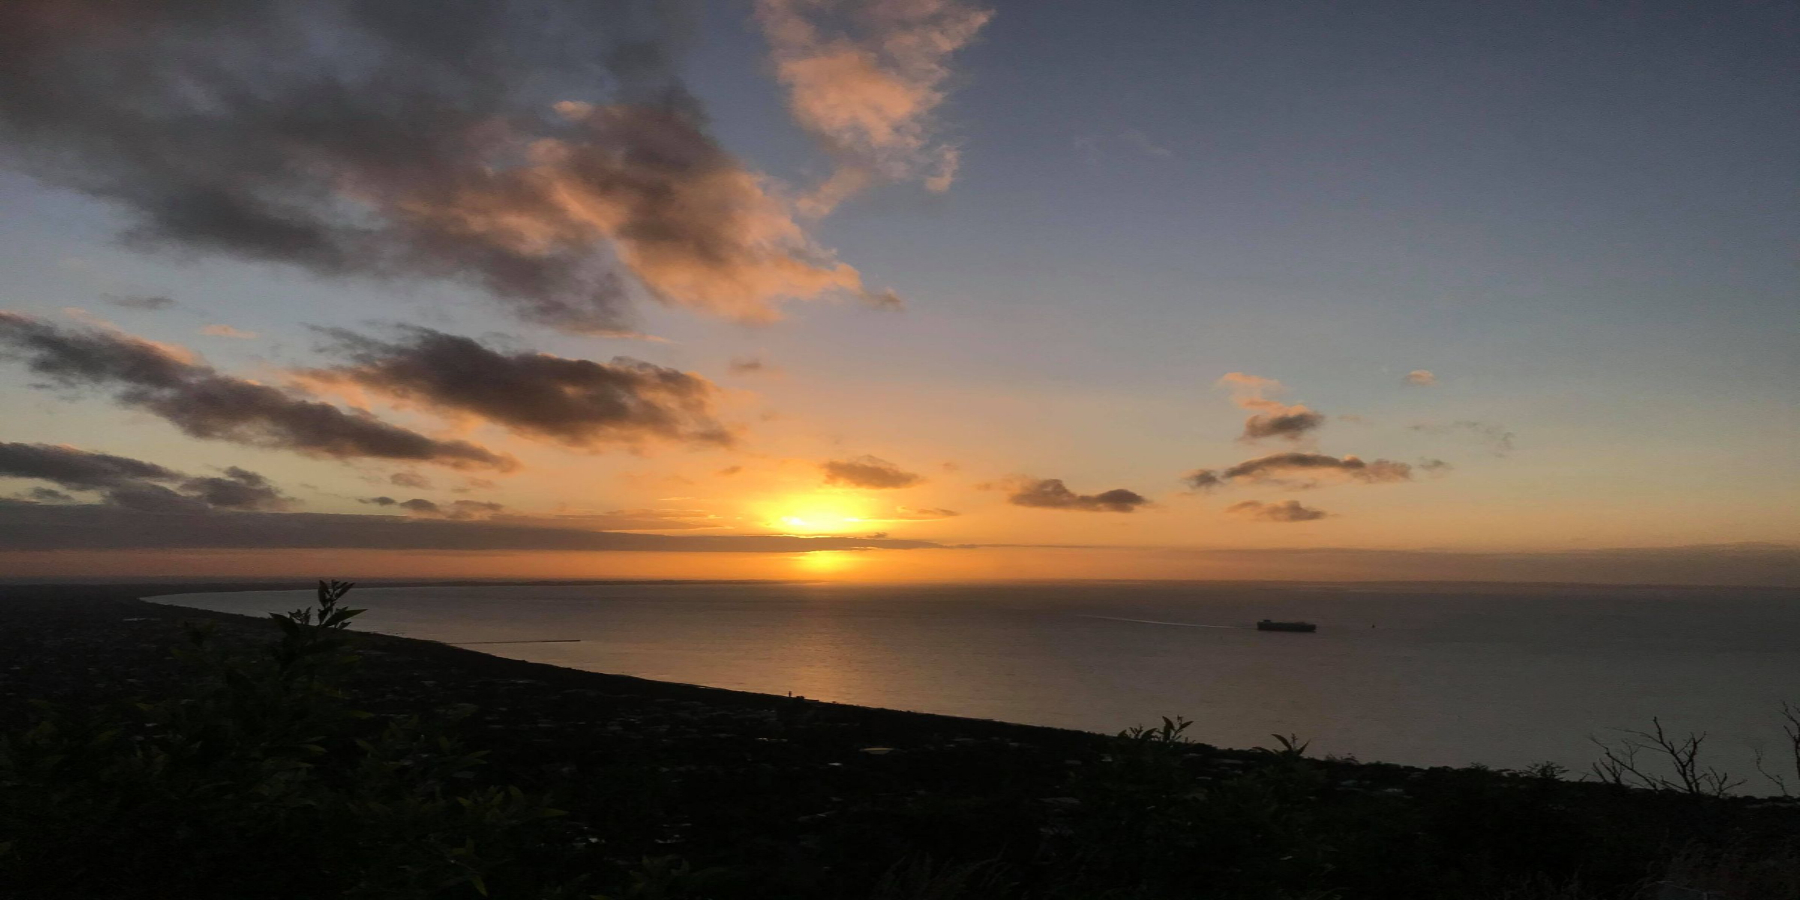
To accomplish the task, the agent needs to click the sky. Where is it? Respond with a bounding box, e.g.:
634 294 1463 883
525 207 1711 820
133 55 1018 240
0 0 1795 585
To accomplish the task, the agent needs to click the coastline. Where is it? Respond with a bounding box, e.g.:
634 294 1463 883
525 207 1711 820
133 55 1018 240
6 582 1800 898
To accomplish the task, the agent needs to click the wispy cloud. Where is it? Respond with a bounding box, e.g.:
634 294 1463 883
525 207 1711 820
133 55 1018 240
1411 420 1515 457
0 442 289 512
200 324 259 340
0 312 515 471
756 0 992 215
1405 369 1437 387
1225 499 1329 522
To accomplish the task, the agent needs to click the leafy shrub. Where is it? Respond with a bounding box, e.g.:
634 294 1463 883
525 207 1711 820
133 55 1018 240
0 581 571 899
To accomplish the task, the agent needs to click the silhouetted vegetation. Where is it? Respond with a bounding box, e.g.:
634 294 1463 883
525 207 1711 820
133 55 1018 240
2 582 1797 899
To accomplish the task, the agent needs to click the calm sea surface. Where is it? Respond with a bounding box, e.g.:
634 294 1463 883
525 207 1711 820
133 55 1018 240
153 581 1800 781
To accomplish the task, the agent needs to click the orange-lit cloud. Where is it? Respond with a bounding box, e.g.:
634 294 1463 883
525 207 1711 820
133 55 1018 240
820 455 924 489
757 0 992 214
0 0 892 331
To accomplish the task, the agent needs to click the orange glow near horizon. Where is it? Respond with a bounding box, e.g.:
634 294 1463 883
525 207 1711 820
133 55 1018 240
761 492 874 535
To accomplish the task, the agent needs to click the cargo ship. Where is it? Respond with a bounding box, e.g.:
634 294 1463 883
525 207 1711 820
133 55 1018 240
1255 619 1317 633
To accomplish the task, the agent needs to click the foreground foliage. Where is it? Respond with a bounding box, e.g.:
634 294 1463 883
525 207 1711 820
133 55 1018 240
0 582 571 899
2 582 1797 899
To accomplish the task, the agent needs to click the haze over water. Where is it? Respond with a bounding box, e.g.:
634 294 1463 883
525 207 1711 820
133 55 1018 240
157 581 1799 784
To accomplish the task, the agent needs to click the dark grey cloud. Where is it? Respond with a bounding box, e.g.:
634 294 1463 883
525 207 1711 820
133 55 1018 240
180 467 290 511
1241 409 1327 442
508 508 722 532
1411 421 1516 457
1226 500 1329 522
0 503 947 553
820 456 924 489
0 442 288 512
0 0 882 332
1008 478 1148 513
1185 453 1414 490
105 294 177 311
0 313 514 471
311 327 731 449
361 495 505 520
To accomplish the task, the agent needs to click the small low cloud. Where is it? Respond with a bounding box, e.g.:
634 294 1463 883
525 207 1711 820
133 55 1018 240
887 506 960 520
1226 500 1329 522
1405 369 1437 387
200 324 259 340
1411 420 1515 457
1007 477 1148 513
105 294 177 311
728 357 780 376
821 456 924 489
1219 372 1325 442
1185 452 1415 491
1076 129 1174 163
0 441 289 512
390 471 432 490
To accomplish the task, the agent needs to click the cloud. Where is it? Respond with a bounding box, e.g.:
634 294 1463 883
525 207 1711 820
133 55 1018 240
200 324 259 340
1226 500 1329 522
1183 469 1225 491
1185 453 1414 490
1076 130 1174 163
105 294 176 311
1218 372 1325 442
888 506 960 520
0 503 948 553
1411 420 1515 457
1405 369 1437 387
0 0 889 332
390 471 432 490
181 467 290 511
728 356 780 376
0 442 288 511
0 312 515 471
820 455 924 489
1007 477 1148 513
310 326 733 450
756 0 992 214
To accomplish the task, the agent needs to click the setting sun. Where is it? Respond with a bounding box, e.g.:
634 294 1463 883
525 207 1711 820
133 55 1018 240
765 494 873 535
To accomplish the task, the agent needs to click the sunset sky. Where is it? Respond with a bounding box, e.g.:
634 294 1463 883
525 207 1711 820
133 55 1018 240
1 0 1795 584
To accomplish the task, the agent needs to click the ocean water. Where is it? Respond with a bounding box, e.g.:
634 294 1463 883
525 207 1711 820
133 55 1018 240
153 581 1800 784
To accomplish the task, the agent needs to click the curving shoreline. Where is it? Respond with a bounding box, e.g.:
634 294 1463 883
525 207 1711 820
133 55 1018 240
6 582 1800 898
